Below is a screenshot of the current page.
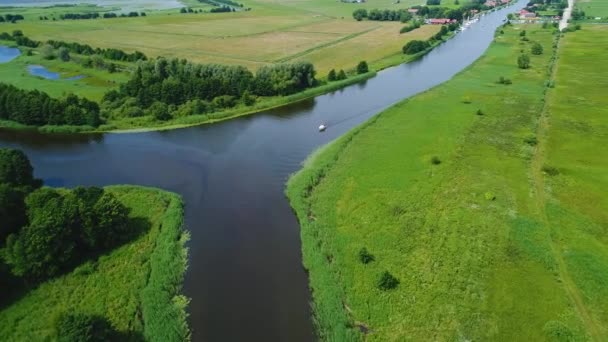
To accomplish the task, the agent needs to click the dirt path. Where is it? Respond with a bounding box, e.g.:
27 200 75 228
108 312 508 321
560 0 575 30
530 33 604 342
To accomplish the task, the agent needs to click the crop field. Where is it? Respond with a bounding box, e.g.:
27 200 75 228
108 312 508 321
2 0 439 74
288 24 608 341
0 186 189 341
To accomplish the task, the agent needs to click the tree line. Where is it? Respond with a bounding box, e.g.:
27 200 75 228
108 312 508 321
102 58 317 121
0 14 24 23
353 9 413 22
1 30 147 62
0 83 101 127
0 148 131 282
402 24 455 54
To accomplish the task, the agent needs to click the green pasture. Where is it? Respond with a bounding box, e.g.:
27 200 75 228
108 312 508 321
287 24 607 340
0 42 129 101
0 186 190 341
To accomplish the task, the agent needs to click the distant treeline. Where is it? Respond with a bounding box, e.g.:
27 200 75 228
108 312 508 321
199 0 245 7
1 31 147 62
210 6 235 13
0 83 101 127
0 14 24 23
402 24 455 54
103 59 316 120
36 11 146 21
353 9 412 22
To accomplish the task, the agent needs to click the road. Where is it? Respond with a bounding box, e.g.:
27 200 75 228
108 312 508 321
560 0 575 30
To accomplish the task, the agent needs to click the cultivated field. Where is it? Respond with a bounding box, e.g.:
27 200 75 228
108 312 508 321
2 0 439 74
288 24 608 340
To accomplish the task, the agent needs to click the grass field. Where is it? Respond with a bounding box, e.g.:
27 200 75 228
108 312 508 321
0 41 129 101
576 0 608 17
287 24 608 340
0 186 190 341
1 0 440 74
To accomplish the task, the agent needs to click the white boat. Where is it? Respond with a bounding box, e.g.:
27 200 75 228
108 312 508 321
318 124 327 132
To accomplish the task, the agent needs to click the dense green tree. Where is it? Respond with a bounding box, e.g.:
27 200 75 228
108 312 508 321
337 69 347 80
0 184 27 244
85 192 130 249
377 271 400 290
0 148 39 188
148 101 171 121
41 44 55 60
356 61 369 74
4 188 80 279
58 47 71 62
352 9 368 21
402 40 430 54
327 69 337 81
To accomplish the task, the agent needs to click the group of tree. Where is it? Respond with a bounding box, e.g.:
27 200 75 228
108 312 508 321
0 30 39 48
210 6 236 13
402 24 452 54
327 69 347 81
0 148 131 282
353 8 413 22
199 0 245 7
426 0 441 5
0 83 101 127
0 14 25 23
101 58 317 121
45 38 147 62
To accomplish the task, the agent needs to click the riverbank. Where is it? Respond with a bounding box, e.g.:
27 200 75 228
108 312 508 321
286 24 600 340
0 186 190 341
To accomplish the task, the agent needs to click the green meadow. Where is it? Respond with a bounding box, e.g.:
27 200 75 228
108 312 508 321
0 41 129 101
0 186 190 341
288 23 608 341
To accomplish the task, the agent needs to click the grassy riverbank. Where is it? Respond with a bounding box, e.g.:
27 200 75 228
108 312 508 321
287 24 608 340
0 186 190 341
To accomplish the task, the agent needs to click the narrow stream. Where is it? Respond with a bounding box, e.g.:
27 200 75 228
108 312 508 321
0 2 525 340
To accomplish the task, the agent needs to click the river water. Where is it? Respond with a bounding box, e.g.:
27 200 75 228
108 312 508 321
0 1 524 340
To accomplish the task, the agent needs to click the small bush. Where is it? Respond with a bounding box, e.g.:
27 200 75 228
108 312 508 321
519 29 526 37
377 271 399 290
521 36 530 42
498 76 512 85
531 42 543 55
524 136 538 146
359 247 375 264
518 54 531 69
462 96 472 104
431 156 441 165
484 192 496 201
543 320 574 341
476 109 484 116
542 165 559 176
55 313 114 342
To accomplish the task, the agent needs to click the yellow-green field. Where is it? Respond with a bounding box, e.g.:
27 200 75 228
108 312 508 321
3 0 438 74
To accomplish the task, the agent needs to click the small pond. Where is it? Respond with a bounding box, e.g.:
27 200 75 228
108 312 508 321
27 65 85 81
0 46 20 63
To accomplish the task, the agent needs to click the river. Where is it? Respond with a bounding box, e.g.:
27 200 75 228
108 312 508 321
0 1 525 340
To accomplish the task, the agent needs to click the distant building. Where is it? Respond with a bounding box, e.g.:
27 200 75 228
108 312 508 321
484 0 497 7
519 9 537 19
408 8 419 14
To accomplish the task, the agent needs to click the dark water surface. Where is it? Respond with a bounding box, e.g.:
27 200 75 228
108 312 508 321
0 2 524 340
27 65 85 81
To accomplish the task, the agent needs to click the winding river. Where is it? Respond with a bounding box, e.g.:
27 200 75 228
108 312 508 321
0 1 525 340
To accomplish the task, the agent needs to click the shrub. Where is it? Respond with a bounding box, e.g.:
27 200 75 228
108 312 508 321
484 192 496 201
498 76 512 85
336 69 347 80
476 109 484 116
431 156 441 165
543 320 574 341
531 42 543 55
524 135 538 146
519 29 526 37
517 54 530 69
462 96 472 104
542 165 559 176
402 40 430 55
58 47 70 62
377 271 399 290
359 247 375 264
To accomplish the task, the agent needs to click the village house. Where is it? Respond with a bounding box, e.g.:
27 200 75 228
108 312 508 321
519 9 537 19
484 0 497 7
408 8 419 14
